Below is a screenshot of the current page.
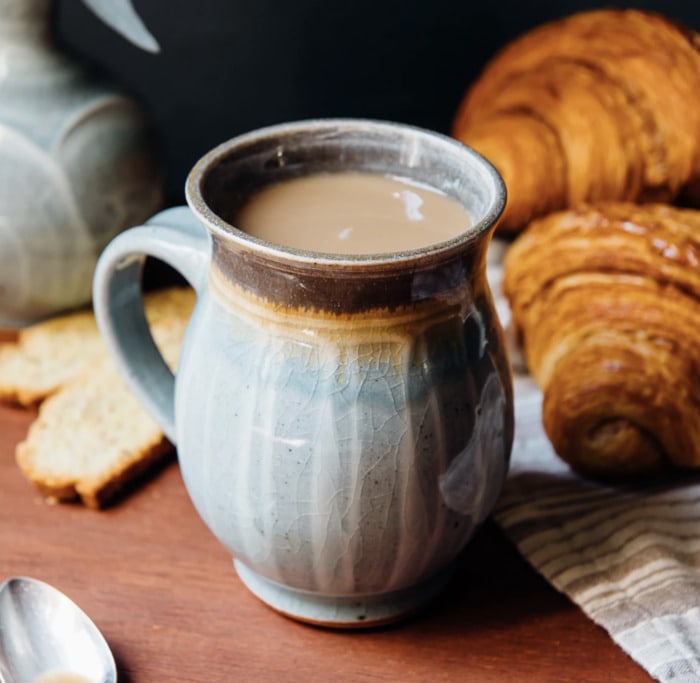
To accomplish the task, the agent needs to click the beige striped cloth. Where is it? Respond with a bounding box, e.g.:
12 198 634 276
487 249 700 683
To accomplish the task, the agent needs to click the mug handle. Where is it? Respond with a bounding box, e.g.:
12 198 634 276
92 206 210 443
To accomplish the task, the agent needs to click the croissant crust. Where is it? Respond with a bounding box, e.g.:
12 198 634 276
503 203 700 477
453 9 700 232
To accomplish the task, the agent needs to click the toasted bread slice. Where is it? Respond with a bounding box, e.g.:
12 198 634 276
0 287 195 406
8 287 195 507
15 361 171 508
0 309 102 406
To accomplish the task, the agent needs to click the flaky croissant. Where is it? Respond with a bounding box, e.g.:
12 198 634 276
503 202 700 478
452 9 700 232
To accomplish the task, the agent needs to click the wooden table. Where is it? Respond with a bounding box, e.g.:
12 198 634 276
0 400 652 682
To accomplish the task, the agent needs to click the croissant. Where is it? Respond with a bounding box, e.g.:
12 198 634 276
503 202 700 478
452 9 700 232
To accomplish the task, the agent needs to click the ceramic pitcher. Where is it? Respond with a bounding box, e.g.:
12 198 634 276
93 119 514 627
0 0 162 327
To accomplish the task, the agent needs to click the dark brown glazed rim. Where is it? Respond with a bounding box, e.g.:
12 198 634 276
185 119 506 312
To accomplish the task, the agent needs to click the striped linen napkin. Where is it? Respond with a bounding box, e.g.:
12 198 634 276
487 249 700 683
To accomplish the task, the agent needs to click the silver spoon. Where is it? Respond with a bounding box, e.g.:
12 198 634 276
0 577 117 683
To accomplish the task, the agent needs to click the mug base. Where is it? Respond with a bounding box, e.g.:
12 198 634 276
233 559 453 629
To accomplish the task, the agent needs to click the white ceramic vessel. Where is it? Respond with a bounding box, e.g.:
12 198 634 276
0 0 162 327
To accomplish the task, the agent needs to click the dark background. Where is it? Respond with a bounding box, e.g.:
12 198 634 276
55 0 700 206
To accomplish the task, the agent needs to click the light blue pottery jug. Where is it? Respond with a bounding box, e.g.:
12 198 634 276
0 0 162 327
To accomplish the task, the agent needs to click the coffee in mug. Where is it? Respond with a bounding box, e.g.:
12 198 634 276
233 171 472 254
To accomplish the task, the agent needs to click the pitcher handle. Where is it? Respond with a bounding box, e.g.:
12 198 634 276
92 206 210 442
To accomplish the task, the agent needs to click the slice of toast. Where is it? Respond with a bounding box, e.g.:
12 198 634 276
0 309 103 406
0 287 195 406
7 287 195 508
15 359 173 508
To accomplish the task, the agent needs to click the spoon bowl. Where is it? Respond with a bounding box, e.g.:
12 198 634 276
0 577 116 683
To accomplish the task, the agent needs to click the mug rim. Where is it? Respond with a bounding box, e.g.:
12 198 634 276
185 118 506 267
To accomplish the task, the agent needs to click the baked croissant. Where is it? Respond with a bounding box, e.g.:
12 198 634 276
503 202 700 478
452 9 700 232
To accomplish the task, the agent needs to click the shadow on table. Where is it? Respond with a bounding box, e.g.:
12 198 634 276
421 519 572 631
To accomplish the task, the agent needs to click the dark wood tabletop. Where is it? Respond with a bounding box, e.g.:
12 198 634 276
0 398 653 682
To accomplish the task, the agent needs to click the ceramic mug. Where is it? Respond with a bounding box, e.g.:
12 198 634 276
93 119 513 627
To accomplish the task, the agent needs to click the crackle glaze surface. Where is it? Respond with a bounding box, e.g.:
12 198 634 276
0 0 162 327
94 120 513 625
177 268 511 599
